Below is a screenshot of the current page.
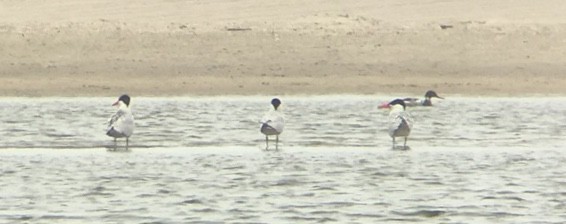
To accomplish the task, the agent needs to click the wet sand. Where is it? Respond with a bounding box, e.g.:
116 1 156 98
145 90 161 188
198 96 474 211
1 0 566 97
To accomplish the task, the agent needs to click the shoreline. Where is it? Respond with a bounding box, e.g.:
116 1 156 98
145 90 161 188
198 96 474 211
1 73 565 97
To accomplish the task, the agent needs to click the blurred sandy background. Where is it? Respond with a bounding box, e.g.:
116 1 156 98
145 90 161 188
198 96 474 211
1 0 566 96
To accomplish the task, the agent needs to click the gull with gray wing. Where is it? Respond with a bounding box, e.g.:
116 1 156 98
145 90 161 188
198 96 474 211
106 94 135 150
385 99 413 150
260 98 284 150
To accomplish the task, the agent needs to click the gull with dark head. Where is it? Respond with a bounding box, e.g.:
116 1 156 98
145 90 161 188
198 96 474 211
384 99 413 150
106 94 135 150
260 98 284 150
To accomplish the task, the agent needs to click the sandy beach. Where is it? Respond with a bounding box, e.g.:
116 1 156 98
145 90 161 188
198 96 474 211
1 0 566 97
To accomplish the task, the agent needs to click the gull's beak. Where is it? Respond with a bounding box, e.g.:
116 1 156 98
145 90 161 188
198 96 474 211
112 101 120 106
378 102 391 109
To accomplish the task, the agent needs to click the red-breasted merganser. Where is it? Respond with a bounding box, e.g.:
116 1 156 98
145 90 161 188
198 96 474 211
378 90 444 109
403 90 444 107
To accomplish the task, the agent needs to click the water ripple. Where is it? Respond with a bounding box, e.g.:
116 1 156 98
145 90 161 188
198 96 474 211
0 96 565 149
0 96 565 223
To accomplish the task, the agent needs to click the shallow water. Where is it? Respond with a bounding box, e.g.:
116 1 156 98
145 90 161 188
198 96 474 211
0 96 565 223
1 96 566 149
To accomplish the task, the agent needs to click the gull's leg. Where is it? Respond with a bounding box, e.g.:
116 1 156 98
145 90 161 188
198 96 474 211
265 135 269 150
126 137 129 150
403 137 407 150
114 138 117 151
275 135 279 150
392 137 396 149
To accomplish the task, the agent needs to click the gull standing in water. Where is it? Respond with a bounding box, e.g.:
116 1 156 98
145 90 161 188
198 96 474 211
260 98 284 150
106 94 134 150
383 99 413 150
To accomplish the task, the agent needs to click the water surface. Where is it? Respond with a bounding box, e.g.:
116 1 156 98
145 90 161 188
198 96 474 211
0 96 564 223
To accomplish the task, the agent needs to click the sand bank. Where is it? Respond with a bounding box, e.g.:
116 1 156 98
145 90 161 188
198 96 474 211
1 0 566 97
